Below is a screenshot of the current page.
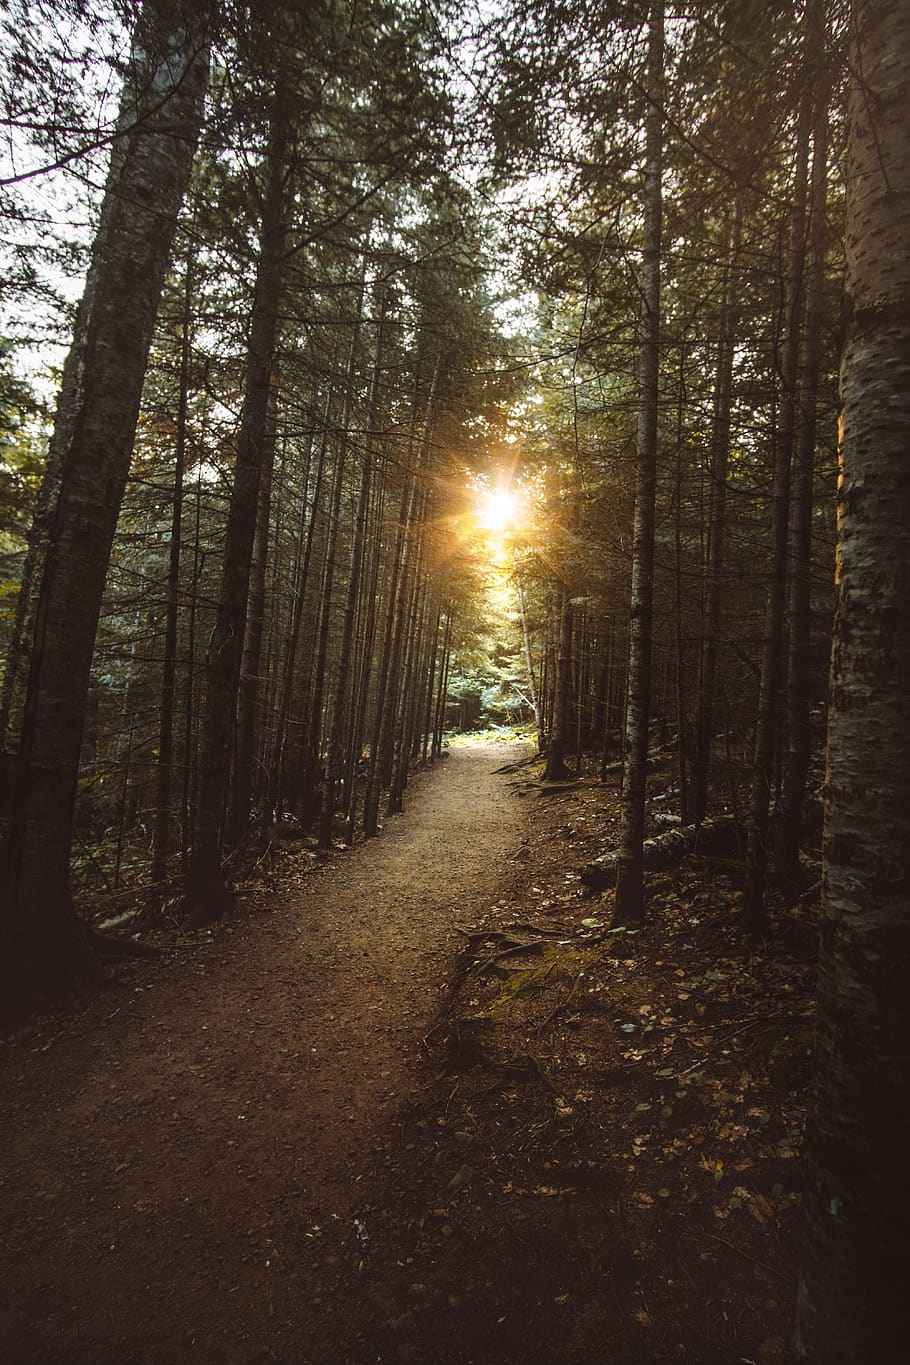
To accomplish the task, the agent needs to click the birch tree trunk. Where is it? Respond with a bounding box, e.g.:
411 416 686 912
0 0 213 1012
613 1 664 924
796 2 910 1357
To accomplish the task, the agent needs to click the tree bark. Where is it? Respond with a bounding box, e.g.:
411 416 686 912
362 362 437 837
320 290 388 846
613 1 664 924
187 75 291 920
304 312 363 840
692 205 740 825
743 58 813 938
264 391 332 829
795 3 910 1359
779 38 829 877
151 246 195 883
543 578 573 781
517 578 542 739
0 0 213 1012
230 399 277 845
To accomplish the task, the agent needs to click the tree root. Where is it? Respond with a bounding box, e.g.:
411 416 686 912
466 938 548 981
498 1053 557 1092
533 968 588 1032
85 926 161 959
492 753 539 775
503 920 566 937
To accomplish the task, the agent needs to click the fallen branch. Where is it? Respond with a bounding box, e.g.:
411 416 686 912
581 816 741 892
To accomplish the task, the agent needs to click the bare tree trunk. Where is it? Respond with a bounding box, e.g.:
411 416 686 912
187 77 291 921
420 606 442 764
543 579 573 780
298 278 369 838
265 394 332 829
230 399 277 845
0 0 213 1012
517 578 541 739
387 524 427 816
431 613 452 759
182 471 206 873
692 204 740 825
363 363 437 837
613 1 664 924
344 462 387 827
151 247 195 883
743 67 812 937
779 49 828 877
796 3 910 1357
320 291 388 846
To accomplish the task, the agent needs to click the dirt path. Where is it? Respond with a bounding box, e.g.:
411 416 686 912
0 742 531 1365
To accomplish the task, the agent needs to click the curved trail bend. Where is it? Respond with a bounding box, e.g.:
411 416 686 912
1 741 531 1364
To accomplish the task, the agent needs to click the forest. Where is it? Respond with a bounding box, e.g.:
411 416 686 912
0 0 908 1362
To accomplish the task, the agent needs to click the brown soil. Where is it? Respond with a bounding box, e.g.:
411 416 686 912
0 740 814 1365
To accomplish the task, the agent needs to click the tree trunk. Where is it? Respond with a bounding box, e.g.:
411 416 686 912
673 341 691 824
743 63 812 938
613 1 664 925
387 526 427 816
363 363 437 837
320 290 388 846
187 77 291 921
151 246 195 883
779 45 828 877
692 204 740 825
265 391 332 829
420 606 442 764
543 579 573 780
230 399 277 846
344 461 387 828
0 0 213 1012
431 613 452 759
795 3 910 1358
517 578 542 739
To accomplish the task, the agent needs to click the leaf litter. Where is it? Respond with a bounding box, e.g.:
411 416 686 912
0 744 816 1364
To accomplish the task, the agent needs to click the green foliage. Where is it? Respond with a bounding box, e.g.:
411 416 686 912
0 340 46 548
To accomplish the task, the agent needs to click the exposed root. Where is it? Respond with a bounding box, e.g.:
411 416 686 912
84 927 161 960
498 1053 557 1092
492 753 539 775
466 939 548 981
533 968 588 1032
503 921 566 937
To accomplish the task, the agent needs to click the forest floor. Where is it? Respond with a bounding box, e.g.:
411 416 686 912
0 739 817 1365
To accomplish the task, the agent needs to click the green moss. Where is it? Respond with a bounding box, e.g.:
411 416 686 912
604 972 658 1012
488 944 596 1015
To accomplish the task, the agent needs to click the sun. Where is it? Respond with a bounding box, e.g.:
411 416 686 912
477 486 524 534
